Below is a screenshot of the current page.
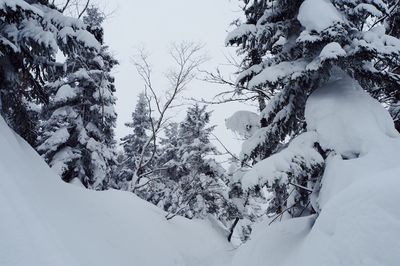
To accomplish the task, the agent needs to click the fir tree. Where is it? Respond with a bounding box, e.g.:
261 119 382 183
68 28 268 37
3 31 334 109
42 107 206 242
119 92 153 189
227 0 400 218
0 0 100 145
162 104 234 220
37 6 118 189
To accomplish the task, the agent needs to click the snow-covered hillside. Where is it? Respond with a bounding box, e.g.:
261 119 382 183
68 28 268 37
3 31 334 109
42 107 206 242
232 74 400 266
1 73 400 266
0 117 232 266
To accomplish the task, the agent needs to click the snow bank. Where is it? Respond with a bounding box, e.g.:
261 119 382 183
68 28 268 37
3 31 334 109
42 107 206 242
0 117 232 266
233 73 400 266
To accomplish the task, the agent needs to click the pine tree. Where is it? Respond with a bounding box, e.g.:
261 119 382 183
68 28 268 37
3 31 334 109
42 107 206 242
227 0 400 219
119 92 153 189
0 0 100 145
37 6 118 189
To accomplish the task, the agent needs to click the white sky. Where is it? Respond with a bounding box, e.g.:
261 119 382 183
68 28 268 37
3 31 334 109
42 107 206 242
102 0 254 157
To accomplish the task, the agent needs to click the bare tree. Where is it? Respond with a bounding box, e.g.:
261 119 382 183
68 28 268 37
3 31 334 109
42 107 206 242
196 53 271 113
52 0 91 17
129 42 207 192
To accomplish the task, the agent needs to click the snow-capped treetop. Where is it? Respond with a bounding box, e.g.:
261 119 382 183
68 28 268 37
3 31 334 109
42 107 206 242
227 0 400 164
297 0 344 32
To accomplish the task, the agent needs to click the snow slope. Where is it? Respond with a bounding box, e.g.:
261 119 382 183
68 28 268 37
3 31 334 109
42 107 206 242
233 73 400 266
0 117 232 266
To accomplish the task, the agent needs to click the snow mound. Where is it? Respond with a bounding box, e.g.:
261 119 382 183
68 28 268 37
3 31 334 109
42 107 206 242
319 42 346 61
297 0 343 32
306 73 399 157
0 117 232 266
225 110 260 139
233 73 400 266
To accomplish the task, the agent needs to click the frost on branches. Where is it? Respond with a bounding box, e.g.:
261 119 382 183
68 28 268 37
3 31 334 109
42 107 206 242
226 0 400 221
37 6 118 189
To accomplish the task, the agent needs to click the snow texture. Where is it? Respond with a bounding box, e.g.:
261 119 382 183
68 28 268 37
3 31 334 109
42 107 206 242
225 110 260 139
225 24 256 45
233 73 400 266
241 131 324 190
319 42 346 61
53 85 78 103
297 0 344 32
248 59 309 88
0 117 232 266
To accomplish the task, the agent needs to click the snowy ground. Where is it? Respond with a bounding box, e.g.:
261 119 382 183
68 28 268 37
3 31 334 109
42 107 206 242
1 73 400 266
0 116 233 266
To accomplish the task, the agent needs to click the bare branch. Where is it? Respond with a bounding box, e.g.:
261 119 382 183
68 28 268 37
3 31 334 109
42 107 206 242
130 42 206 191
78 0 90 18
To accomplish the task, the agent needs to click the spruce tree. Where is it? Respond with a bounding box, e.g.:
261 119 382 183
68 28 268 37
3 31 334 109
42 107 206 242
162 104 234 220
119 92 153 190
0 0 100 145
37 6 118 189
227 0 400 218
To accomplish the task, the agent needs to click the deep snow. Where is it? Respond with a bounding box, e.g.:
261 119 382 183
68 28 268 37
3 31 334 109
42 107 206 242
1 73 400 266
0 116 232 266
233 73 400 266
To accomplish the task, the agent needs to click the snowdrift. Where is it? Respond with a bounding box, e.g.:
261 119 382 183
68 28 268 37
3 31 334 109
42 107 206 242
2 72 400 266
0 117 232 266
233 74 400 266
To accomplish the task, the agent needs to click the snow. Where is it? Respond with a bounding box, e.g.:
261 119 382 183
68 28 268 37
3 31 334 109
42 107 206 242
358 25 400 56
225 24 256 45
248 59 309 88
305 72 399 156
0 117 232 266
0 0 43 16
2 67 400 265
319 42 346 61
39 127 70 150
354 3 383 17
225 110 260 139
297 0 344 32
241 132 324 190
233 72 400 266
54 84 78 103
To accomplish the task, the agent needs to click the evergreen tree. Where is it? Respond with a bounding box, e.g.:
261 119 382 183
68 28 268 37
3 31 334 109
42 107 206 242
225 0 269 113
161 104 234 221
119 92 153 189
37 6 118 189
227 0 400 218
384 0 400 131
0 0 99 145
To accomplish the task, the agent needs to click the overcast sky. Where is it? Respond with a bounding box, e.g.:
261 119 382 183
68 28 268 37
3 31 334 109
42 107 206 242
102 0 253 156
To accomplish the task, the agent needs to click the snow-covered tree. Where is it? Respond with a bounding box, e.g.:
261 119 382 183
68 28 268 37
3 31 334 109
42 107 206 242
37 6 118 189
224 111 269 243
383 0 400 131
0 0 99 145
227 0 400 219
119 92 153 188
160 104 234 220
126 42 207 191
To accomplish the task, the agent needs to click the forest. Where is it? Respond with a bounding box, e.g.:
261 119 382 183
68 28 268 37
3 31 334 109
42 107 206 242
1 0 400 265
